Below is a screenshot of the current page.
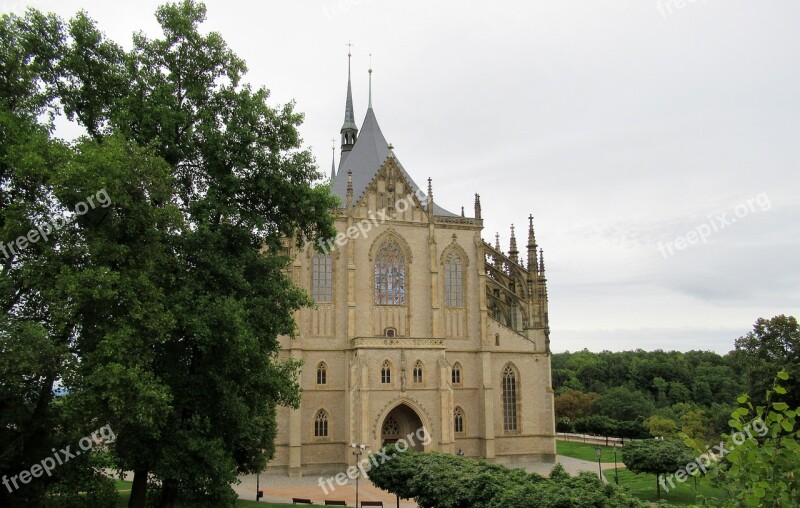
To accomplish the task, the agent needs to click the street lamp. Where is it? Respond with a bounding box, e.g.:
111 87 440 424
612 442 619 485
595 445 603 483
351 442 368 507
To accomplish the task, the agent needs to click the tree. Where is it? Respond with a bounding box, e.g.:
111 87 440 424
644 415 677 439
735 315 800 408
622 439 695 499
591 386 655 422
554 389 597 421
2 2 337 506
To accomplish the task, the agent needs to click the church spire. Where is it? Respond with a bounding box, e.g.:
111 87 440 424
368 54 373 109
340 44 358 166
509 224 519 264
527 214 538 272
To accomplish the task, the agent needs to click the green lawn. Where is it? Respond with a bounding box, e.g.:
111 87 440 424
114 480 326 507
604 467 722 506
556 439 622 463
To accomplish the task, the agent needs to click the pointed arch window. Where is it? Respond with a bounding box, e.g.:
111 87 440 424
314 409 329 438
444 251 464 307
413 360 423 384
451 362 462 386
453 407 465 434
502 365 519 432
312 254 332 303
316 362 327 385
375 238 406 305
381 360 392 384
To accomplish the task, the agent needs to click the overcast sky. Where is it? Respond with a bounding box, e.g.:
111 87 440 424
7 0 799 354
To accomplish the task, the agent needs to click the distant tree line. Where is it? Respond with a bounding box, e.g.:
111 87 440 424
552 315 799 445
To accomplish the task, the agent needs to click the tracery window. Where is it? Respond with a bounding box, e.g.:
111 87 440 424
312 254 332 303
316 362 327 385
314 409 329 438
381 360 392 384
451 362 462 386
413 361 423 384
375 238 405 305
454 407 465 434
382 416 400 436
444 251 464 307
502 365 518 432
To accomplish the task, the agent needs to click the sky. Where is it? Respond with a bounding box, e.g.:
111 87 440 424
5 0 799 354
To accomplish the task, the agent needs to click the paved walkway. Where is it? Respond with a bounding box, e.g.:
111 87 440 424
234 456 616 506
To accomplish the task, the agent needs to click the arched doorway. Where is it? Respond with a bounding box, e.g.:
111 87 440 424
380 403 424 451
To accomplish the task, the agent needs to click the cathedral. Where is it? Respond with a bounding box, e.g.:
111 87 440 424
269 56 556 476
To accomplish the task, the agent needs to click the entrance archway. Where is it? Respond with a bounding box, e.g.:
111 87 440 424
380 403 424 451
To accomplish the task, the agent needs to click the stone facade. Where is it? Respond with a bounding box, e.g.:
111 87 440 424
268 67 556 477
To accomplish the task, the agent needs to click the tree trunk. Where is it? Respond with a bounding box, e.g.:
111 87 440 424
129 469 148 508
159 478 179 508
656 473 661 499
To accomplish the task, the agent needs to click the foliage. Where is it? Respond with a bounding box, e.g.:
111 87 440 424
686 371 800 507
369 445 647 508
592 387 655 423
552 347 749 442
645 415 678 439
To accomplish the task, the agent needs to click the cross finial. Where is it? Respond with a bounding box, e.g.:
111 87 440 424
346 41 354 57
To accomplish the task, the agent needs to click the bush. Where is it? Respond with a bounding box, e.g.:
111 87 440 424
369 444 647 508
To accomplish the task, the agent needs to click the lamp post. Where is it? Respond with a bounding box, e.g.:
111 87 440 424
613 442 619 485
351 442 368 507
595 445 603 483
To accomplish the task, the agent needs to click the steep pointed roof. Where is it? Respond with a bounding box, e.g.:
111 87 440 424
331 107 456 216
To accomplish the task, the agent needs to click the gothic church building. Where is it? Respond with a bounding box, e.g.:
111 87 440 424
270 60 556 476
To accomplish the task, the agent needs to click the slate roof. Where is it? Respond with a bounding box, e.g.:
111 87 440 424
331 107 457 217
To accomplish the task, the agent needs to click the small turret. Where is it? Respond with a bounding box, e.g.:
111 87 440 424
474 194 482 220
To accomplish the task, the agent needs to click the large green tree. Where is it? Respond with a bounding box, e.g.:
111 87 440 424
734 315 800 409
2 2 337 506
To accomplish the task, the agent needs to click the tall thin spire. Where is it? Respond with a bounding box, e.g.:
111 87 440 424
340 43 358 166
330 139 336 180
368 53 373 109
509 224 519 264
527 214 538 272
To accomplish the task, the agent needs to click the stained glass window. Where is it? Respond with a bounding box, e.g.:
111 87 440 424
375 238 405 305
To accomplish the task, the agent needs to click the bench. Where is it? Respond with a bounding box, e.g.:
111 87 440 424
292 498 313 505
324 502 347 506
361 502 383 507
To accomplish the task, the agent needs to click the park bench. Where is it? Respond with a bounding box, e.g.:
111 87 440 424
292 498 313 504
324 501 347 506
361 502 383 507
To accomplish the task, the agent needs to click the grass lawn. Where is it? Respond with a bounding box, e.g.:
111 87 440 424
114 480 326 507
556 439 622 463
605 468 722 506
